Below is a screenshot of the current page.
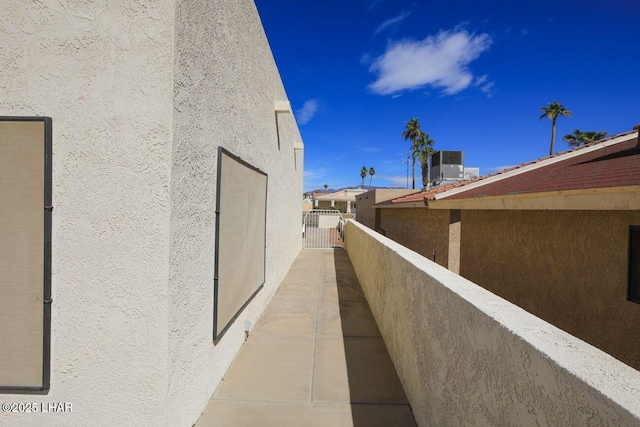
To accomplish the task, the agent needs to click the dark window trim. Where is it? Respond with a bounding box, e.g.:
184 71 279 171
213 147 268 342
628 225 640 304
0 116 52 394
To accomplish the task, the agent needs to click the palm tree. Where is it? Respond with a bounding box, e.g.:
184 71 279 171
539 101 572 156
581 131 608 144
360 166 367 188
368 167 375 189
402 118 423 189
323 184 328 193
417 132 435 188
562 129 609 147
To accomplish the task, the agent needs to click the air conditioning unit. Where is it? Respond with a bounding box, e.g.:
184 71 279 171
430 151 464 182
463 167 479 180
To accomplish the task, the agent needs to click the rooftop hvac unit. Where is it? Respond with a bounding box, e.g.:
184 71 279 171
464 167 479 180
430 150 464 182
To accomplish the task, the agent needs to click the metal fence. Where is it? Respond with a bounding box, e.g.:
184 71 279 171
302 210 345 249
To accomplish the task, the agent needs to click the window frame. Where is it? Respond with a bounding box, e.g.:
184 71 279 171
0 116 52 393
628 225 640 304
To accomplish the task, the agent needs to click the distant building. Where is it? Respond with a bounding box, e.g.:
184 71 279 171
356 189 421 228
312 188 368 213
302 194 313 212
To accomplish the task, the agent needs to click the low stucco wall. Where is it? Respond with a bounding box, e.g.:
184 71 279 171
345 220 640 427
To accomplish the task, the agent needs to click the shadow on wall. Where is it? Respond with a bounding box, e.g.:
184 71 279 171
332 250 417 427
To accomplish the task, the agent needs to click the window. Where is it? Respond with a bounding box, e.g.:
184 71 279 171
0 117 52 392
213 148 267 341
629 226 640 304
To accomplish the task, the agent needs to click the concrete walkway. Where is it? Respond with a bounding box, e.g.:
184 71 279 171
195 249 416 427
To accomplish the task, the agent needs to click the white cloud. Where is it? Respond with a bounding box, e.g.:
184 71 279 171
380 175 410 187
479 81 494 96
304 168 327 181
296 99 319 125
354 145 381 152
474 74 495 97
374 11 411 35
368 29 492 96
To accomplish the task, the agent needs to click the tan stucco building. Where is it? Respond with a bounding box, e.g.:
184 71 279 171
362 128 640 370
312 188 368 213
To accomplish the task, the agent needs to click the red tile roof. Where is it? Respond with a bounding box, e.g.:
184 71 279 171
388 129 639 205
390 186 451 204
444 135 639 200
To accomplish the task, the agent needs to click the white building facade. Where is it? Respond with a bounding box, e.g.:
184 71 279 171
0 1 303 426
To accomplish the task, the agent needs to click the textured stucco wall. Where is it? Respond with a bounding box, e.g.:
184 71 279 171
460 210 640 370
0 1 174 426
168 0 303 425
315 200 349 212
355 193 375 228
0 1 302 426
379 208 450 268
355 189 416 229
345 220 640 427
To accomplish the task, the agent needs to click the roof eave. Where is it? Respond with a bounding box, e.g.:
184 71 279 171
375 200 427 208
426 186 640 210
433 130 639 201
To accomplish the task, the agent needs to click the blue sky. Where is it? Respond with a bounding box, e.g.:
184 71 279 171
254 0 640 192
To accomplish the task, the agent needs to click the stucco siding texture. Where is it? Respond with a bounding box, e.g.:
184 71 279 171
379 208 450 268
1 1 174 426
344 220 640 427
169 1 303 426
460 210 640 370
356 189 417 229
355 193 375 228
0 0 302 426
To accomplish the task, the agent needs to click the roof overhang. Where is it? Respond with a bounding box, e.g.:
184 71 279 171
375 200 426 208
425 186 640 210
316 197 355 202
374 129 639 210
433 130 638 201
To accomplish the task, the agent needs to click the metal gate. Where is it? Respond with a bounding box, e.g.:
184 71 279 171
302 210 345 249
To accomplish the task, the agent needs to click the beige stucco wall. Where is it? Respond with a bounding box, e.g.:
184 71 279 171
355 193 375 227
345 220 640 427
315 200 350 212
379 208 450 268
355 189 416 229
1 1 174 426
0 1 302 426
460 210 640 370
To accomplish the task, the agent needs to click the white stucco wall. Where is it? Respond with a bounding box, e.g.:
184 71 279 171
344 220 640 427
168 0 302 426
0 1 302 426
0 1 174 426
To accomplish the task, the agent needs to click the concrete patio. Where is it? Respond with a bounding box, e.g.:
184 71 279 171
195 249 416 427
